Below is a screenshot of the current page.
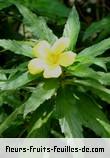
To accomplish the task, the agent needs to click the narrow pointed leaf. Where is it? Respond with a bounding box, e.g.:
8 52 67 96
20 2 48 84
74 79 110 103
77 38 110 61
0 105 24 135
97 119 110 134
63 6 80 50
0 72 36 91
24 79 59 117
0 39 33 57
56 89 83 138
83 16 110 41
97 72 110 85
15 3 57 44
27 111 53 137
77 93 110 137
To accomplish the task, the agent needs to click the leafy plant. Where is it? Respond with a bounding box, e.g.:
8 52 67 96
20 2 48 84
0 1 110 138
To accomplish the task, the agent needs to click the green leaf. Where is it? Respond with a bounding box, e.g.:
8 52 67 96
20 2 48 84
0 113 7 124
27 110 53 137
100 57 110 63
55 89 110 137
77 93 110 137
0 0 11 10
68 65 101 81
63 6 80 50
97 119 110 134
97 72 110 85
0 91 21 107
24 0 70 19
0 39 33 58
0 79 58 135
15 3 57 44
0 72 7 81
0 72 36 90
83 16 110 41
27 96 54 137
24 79 59 117
56 89 83 138
77 38 110 61
9 0 70 19
92 58 107 71
73 79 110 103
0 105 24 135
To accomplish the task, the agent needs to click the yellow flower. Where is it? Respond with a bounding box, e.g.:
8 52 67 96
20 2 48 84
28 37 76 78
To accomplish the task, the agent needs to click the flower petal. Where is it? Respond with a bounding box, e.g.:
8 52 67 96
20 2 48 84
51 37 70 54
33 41 51 58
28 58 45 75
43 66 62 78
59 51 76 67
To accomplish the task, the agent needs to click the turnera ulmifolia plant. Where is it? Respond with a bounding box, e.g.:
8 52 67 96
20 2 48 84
1 2 110 138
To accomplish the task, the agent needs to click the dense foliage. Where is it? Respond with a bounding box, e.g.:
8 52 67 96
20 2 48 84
0 0 110 138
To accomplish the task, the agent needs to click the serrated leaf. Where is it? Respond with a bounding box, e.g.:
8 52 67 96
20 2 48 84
97 119 110 134
77 38 110 61
15 3 57 44
100 57 110 63
24 79 59 117
25 0 70 19
27 100 54 137
77 93 110 137
0 91 21 107
0 79 58 135
27 111 52 137
0 72 36 90
0 113 7 124
68 65 101 81
56 89 83 138
63 6 80 50
83 16 110 41
74 79 110 103
56 88 110 137
0 105 24 135
9 0 70 19
92 58 107 71
0 39 33 58
97 72 110 85
68 62 107 83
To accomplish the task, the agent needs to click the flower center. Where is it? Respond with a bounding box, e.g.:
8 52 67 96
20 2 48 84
46 53 60 66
